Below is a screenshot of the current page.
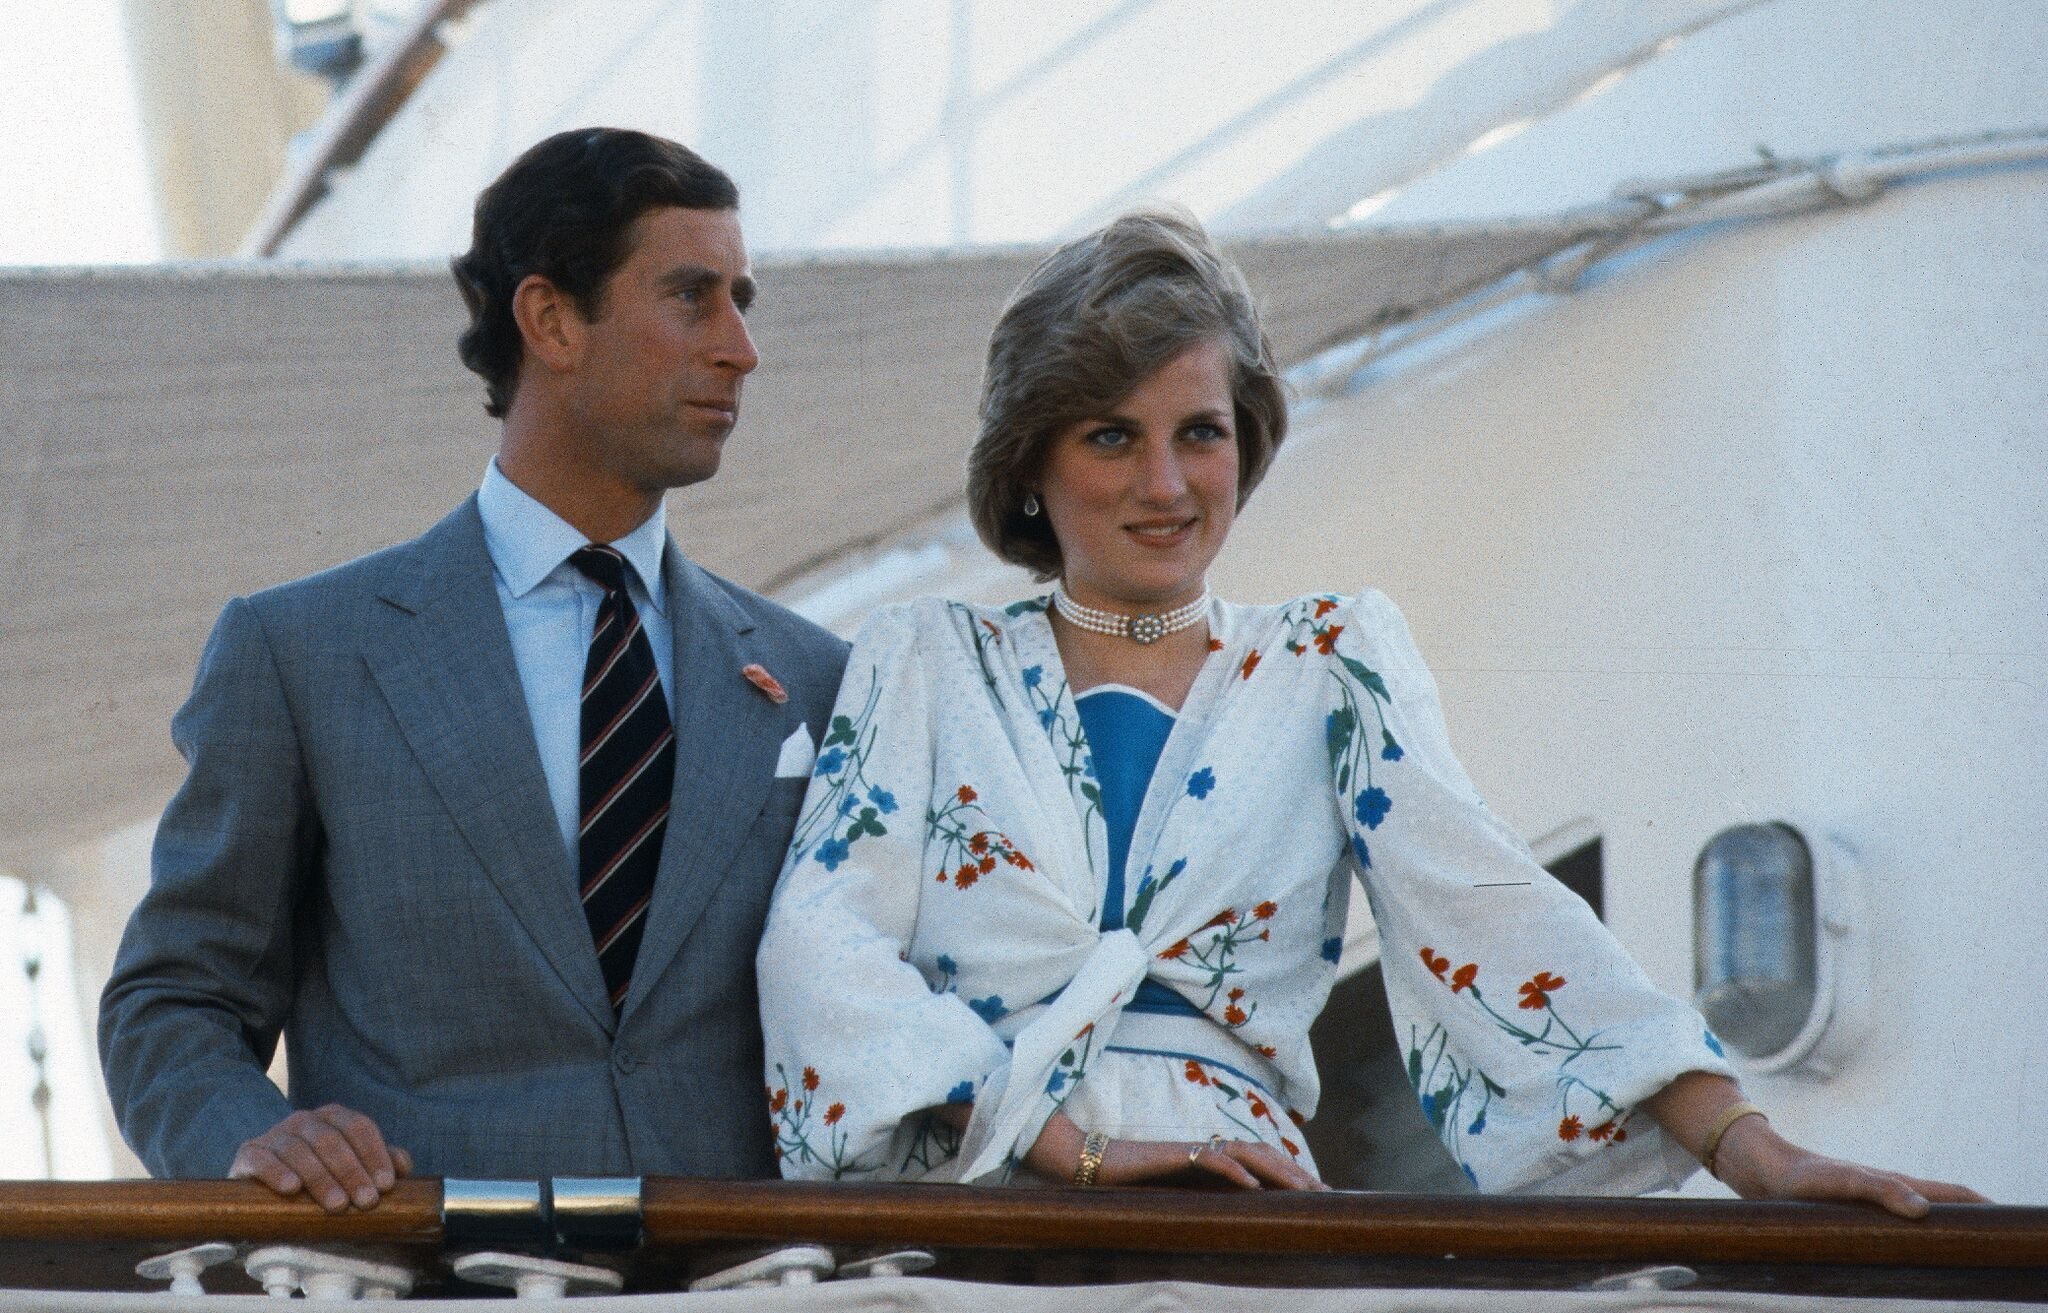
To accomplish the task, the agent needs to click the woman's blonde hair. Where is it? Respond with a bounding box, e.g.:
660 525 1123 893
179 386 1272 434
967 208 1287 580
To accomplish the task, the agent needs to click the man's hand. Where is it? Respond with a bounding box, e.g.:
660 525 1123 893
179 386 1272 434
229 1104 413 1213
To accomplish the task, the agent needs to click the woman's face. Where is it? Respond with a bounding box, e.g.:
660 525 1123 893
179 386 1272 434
1038 337 1240 613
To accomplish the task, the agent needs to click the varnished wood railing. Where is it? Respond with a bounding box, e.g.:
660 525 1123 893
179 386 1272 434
1 1179 2043 1296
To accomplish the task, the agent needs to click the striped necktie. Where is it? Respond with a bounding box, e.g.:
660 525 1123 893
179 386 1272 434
569 545 675 1013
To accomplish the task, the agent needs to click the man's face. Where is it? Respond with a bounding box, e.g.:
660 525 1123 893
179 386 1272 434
566 205 759 493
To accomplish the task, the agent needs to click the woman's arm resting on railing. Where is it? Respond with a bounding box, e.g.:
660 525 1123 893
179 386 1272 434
927 1103 1328 1191
1644 1071 1988 1218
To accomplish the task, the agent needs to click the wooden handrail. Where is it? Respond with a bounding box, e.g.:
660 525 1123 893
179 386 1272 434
641 1180 2048 1271
0 1180 441 1246
1 1178 2041 1272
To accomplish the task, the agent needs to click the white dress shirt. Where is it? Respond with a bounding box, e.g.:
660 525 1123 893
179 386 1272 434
476 460 675 861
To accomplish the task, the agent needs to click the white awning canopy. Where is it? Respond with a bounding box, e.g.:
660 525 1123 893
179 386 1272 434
0 223 1582 860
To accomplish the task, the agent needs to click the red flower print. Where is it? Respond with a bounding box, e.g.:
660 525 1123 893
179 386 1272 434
1208 637 1225 652
978 854 996 874
1281 1137 1300 1157
1451 963 1477 994
1313 624 1345 655
980 619 1002 643
770 1088 787 1113
801 1067 819 1092
1613 1127 1628 1143
1227 987 1245 1001
1184 1059 1211 1086
1420 948 1450 980
969 833 989 854
955 864 979 889
1204 908 1238 929
956 785 977 804
1224 1003 1248 1025
1239 650 1262 679
1253 901 1278 920
1159 938 1191 960
1587 1121 1613 1142
1558 1115 1583 1141
1287 1108 1307 1128
1257 1044 1278 1059
1313 598 1339 618
1518 971 1566 1010
1007 850 1034 870
824 1102 845 1126
1248 1097 1269 1119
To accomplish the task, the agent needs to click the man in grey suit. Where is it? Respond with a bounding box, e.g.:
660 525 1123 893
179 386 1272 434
100 129 848 1212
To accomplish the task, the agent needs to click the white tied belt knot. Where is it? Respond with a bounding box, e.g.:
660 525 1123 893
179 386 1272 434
956 928 1148 1182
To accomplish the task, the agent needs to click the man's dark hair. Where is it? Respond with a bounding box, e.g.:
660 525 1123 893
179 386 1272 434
451 128 740 418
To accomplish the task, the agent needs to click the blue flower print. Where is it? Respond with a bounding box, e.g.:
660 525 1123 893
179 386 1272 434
1704 1030 1726 1058
1381 730 1404 762
837 795 859 818
1462 1163 1479 1187
1320 937 1344 964
1022 665 1043 688
1038 707 1057 729
814 747 846 777
868 785 898 815
1186 767 1216 799
946 1080 976 1105
1351 834 1372 869
1468 1109 1487 1135
1354 786 1391 830
816 837 851 870
1046 1068 1068 1095
935 954 958 976
968 995 1008 1023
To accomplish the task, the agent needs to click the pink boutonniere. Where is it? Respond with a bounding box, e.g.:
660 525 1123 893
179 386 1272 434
741 663 788 704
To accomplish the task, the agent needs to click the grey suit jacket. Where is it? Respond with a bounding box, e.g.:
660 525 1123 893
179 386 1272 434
100 496 849 1180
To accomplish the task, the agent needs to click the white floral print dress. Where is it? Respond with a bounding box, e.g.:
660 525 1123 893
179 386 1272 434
757 591 1731 1192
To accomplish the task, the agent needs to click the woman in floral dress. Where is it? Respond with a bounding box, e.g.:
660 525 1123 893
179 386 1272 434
756 210 1980 1211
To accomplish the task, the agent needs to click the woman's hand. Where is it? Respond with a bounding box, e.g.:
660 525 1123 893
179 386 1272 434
1107 1135 1329 1191
1709 1114 1987 1218
1022 1111 1327 1190
1645 1073 1987 1219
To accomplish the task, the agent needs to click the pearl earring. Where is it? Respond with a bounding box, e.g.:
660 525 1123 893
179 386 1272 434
1023 492 1041 517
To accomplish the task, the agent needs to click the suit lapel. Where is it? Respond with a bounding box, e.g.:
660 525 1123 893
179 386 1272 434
620 542 783 1019
361 498 615 1030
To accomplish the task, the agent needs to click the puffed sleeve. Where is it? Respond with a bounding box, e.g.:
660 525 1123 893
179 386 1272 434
1323 590 1733 1195
757 603 1013 1180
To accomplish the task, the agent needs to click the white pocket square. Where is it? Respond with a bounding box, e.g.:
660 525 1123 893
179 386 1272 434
774 724 816 778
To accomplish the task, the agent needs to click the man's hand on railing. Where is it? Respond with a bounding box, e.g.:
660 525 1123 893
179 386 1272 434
227 1104 414 1214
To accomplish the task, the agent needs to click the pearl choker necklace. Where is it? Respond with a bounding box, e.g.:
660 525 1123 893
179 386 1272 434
1053 585 1210 645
